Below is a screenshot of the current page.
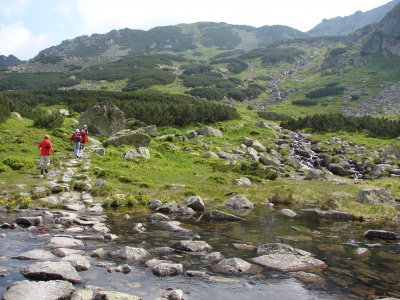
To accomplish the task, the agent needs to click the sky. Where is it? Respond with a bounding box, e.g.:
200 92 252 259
0 0 394 61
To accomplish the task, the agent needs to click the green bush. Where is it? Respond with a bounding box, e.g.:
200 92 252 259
0 163 11 173
3 156 36 170
32 108 66 129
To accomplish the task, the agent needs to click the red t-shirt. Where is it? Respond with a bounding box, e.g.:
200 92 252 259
38 140 52 156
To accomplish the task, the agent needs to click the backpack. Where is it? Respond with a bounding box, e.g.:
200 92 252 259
73 133 81 143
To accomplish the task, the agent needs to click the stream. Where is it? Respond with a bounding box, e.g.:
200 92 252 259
0 204 399 299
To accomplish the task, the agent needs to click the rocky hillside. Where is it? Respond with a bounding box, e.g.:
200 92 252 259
308 0 400 36
0 55 22 66
361 1 400 56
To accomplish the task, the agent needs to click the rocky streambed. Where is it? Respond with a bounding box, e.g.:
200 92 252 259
1 198 399 300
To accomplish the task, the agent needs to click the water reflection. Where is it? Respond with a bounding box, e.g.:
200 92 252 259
0 204 399 299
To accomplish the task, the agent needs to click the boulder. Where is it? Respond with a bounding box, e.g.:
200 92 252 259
2 280 74 300
185 130 197 139
223 194 254 210
20 261 84 283
215 258 252 274
313 209 353 221
281 209 297 217
364 229 399 240
12 249 56 261
61 254 91 271
79 105 125 137
14 216 43 226
181 195 205 211
355 188 396 205
252 243 326 271
152 263 183 277
123 147 150 159
304 169 328 180
170 240 212 253
93 291 141 300
45 237 84 249
203 151 219 159
209 210 244 221
106 129 151 148
234 178 252 186
71 289 93 300
198 126 222 137
110 246 149 261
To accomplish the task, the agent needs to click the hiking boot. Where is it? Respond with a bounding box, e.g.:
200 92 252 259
45 167 48 173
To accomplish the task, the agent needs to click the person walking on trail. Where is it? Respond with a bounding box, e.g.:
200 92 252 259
38 134 53 175
80 124 89 151
69 129 81 159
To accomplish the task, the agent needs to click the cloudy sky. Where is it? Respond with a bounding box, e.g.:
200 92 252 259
0 0 394 60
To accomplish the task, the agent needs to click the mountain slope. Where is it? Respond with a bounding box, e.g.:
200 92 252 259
308 0 400 36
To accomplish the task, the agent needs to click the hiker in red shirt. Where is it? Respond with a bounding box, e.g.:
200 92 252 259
80 124 89 151
38 134 53 175
69 129 81 159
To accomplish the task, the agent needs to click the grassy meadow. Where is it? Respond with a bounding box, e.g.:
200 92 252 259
0 106 398 220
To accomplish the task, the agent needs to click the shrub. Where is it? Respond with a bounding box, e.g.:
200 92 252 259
3 156 36 170
207 175 226 184
0 163 11 173
234 161 278 180
268 194 293 204
32 108 65 129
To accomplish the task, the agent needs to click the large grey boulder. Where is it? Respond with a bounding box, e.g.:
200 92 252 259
181 195 205 211
304 169 328 180
45 237 84 249
364 229 399 240
198 126 222 137
355 188 396 205
105 129 151 148
214 258 252 274
209 210 244 221
252 243 326 271
79 105 126 137
20 261 84 283
223 194 254 210
110 246 149 261
123 147 150 159
12 249 57 261
170 240 212 253
152 263 183 277
2 280 74 300
313 209 354 221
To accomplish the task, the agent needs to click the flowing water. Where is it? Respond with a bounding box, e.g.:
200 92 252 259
0 204 399 299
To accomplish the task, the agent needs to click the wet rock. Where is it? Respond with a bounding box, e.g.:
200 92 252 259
12 249 57 260
110 246 149 261
355 188 396 205
71 289 93 300
163 289 184 300
281 208 297 217
107 264 132 273
157 201 178 213
364 229 399 240
104 233 118 241
86 204 103 213
170 240 212 253
209 210 244 221
45 237 84 249
186 270 206 277
0 268 7 276
91 248 108 259
313 209 353 221
252 243 326 271
150 212 170 222
61 254 91 271
66 226 85 233
223 194 254 210
90 223 110 234
75 235 105 241
203 252 224 261
292 271 326 287
20 261 84 283
92 261 116 268
152 263 183 277
181 195 205 211
93 290 141 300
63 203 86 211
145 259 173 268
132 223 146 234
149 199 162 210
14 216 43 226
215 258 252 274
355 248 370 255
2 280 74 300
232 244 256 251
170 206 196 216
52 248 85 257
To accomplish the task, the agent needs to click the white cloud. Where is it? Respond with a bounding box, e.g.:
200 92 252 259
0 21 51 60
0 0 30 17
